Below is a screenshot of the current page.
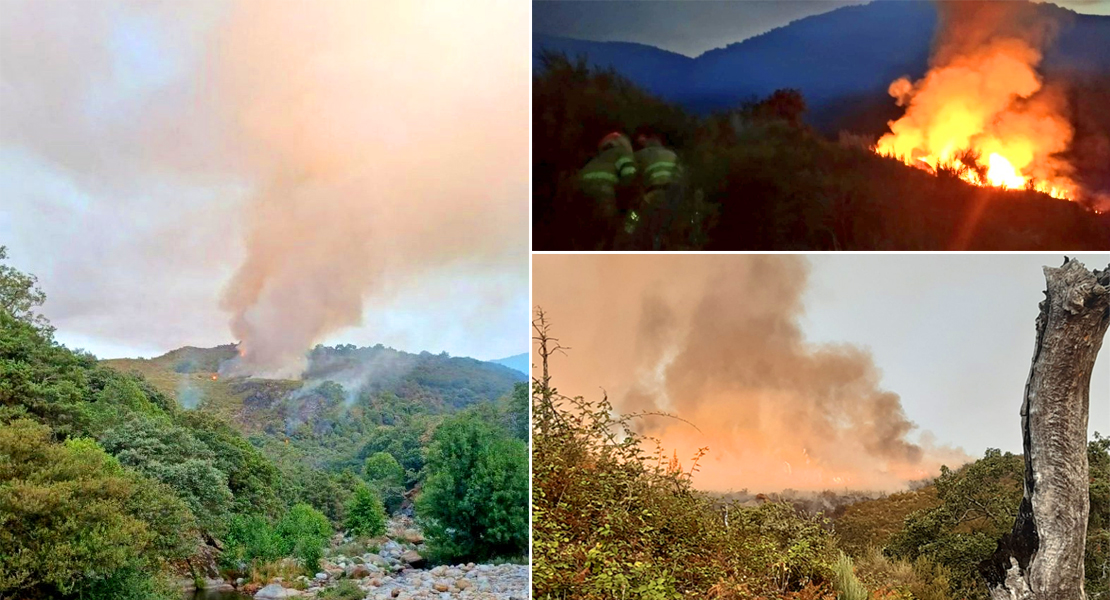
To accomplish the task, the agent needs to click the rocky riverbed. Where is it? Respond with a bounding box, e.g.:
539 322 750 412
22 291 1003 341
246 517 527 600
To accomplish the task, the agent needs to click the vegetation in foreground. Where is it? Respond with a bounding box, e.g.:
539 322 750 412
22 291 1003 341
0 248 527 599
533 54 1110 251
531 313 1110 600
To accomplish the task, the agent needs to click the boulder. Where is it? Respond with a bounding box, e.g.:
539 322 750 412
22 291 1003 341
201 578 234 591
347 564 372 578
399 550 426 569
255 583 303 599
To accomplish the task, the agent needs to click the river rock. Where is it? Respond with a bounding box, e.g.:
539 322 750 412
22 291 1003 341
347 563 372 578
255 583 303 599
399 550 426 568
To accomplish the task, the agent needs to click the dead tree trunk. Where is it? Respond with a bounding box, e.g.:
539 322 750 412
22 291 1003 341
980 258 1109 600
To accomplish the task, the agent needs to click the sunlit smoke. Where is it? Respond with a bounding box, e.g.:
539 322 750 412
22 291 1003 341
875 1 1076 200
215 1 528 377
533 255 968 492
0 0 526 376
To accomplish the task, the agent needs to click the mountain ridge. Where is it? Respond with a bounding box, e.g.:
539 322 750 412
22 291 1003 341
534 1 1110 132
103 342 526 433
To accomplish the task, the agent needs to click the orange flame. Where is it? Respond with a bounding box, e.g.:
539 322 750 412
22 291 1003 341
874 6 1076 201
210 374 219 381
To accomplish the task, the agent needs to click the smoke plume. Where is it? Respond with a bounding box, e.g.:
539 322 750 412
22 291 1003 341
1 1 527 369
876 1 1076 198
533 255 966 492
213 1 528 377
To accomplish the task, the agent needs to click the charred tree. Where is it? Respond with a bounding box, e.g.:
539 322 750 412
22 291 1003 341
980 258 1110 600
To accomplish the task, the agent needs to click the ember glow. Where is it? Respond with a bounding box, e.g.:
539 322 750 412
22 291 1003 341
875 2 1076 201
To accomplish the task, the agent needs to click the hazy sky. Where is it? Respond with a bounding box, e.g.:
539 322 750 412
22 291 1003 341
534 0 1110 57
801 254 1109 455
534 254 1109 490
1 0 529 364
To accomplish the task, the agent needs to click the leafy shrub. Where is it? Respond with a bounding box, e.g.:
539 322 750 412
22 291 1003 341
886 449 1024 600
99 412 235 534
363 451 406 513
531 314 838 599
416 409 528 562
221 513 283 570
0 418 195 599
318 580 365 600
277 503 333 572
345 483 387 537
75 566 181 600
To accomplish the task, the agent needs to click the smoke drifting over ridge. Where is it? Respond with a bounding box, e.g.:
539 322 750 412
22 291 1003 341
215 2 528 376
877 1 1076 198
533 255 966 492
1 1 527 370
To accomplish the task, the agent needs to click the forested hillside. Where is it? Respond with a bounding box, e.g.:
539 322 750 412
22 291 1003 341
533 55 1110 250
0 250 527 599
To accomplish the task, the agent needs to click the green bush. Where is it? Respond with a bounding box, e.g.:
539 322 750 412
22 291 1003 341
221 513 283 570
345 483 387 537
277 503 333 572
318 579 365 600
416 410 528 562
0 418 196 599
532 316 838 599
363 451 406 514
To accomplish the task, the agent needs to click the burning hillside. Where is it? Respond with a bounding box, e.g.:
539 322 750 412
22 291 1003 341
876 1 1077 200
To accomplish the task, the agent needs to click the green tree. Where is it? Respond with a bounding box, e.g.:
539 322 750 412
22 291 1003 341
888 449 1025 600
220 513 283 571
498 382 529 441
363 451 406 513
416 410 528 562
180 410 284 519
0 418 195 599
277 503 332 572
0 246 52 335
1086 433 1110 600
345 483 387 537
98 412 235 533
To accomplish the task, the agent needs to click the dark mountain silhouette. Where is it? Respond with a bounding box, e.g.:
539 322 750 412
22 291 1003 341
534 1 1110 134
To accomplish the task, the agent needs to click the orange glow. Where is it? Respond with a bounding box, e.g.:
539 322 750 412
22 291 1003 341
210 374 218 381
873 6 1076 202
986 153 1023 189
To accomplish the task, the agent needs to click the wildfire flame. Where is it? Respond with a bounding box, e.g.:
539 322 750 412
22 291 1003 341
210 374 219 381
874 3 1076 201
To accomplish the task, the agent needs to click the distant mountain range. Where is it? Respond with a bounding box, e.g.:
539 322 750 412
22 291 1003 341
534 1 1110 134
488 352 528 375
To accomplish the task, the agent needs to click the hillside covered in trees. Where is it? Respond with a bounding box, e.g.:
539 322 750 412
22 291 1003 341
0 249 527 599
532 320 1110 600
533 55 1110 251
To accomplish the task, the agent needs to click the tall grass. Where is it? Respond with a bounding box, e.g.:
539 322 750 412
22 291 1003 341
832 552 869 600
